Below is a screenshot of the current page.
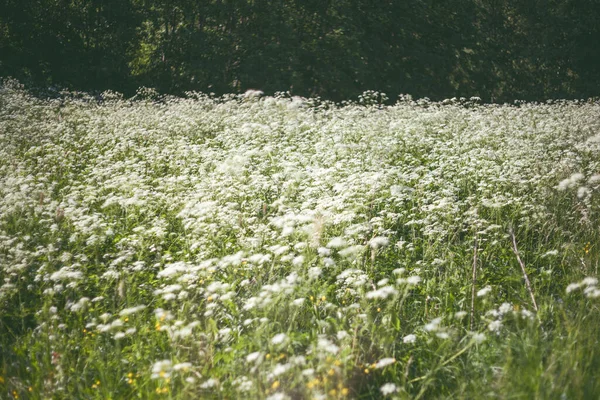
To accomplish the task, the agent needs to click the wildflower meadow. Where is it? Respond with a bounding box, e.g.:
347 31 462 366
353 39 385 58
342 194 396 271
1 80 600 399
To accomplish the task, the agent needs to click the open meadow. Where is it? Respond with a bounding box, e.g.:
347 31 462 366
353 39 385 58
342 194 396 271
1 81 600 399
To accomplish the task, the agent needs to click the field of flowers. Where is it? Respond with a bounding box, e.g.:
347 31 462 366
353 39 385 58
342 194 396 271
1 80 600 399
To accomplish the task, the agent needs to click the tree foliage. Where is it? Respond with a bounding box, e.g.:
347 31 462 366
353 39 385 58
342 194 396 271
1 0 599 101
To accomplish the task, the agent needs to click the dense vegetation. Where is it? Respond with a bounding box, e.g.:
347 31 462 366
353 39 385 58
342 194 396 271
1 0 600 102
1 81 600 398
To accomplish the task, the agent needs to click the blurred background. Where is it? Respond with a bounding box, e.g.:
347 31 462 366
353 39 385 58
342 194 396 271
1 0 599 102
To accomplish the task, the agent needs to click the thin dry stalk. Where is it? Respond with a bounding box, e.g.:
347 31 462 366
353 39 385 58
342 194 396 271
509 229 539 312
470 235 478 331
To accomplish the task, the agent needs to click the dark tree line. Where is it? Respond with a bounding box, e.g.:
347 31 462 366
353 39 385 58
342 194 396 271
1 0 599 101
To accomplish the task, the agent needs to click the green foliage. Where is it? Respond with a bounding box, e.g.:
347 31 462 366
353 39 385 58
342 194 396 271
1 0 600 101
1 83 600 398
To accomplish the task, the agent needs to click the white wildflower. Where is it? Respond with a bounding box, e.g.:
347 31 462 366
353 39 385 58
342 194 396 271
337 330 349 340
403 334 417 344
326 237 346 248
454 311 468 319
498 302 512 314
271 333 288 345
270 363 291 377
292 255 305 266
246 352 262 363
317 337 339 354
582 277 598 286
436 332 450 339
472 332 486 344
424 317 442 332
200 378 218 389
488 320 503 333
369 236 389 249
566 283 581 293
308 267 322 280
292 298 305 306
119 305 147 316
380 383 398 395
366 286 398 299
477 286 492 297
151 360 172 379
374 357 396 369
265 393 290 400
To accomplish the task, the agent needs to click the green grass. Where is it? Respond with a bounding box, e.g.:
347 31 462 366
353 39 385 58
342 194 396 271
1 81 600 399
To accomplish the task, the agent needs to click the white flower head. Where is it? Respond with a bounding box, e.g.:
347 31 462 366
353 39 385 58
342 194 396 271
317 337 339 354
265 393 291 400
472 332 486 344
477 285 492 297
326 237 346 249
337 330 349 340
271 333 288 346
374 357 396 369
380 383 398 395
151 360 172 379
424 317 442 332
308 267 322 280
454 311 468 319
292 298 305 306
488 320 503 333
369 236 389 249
246 352 262 363
403 334 417 344
119 305 147 317
566 283 581 293
405 275 421 285
200 378 218 389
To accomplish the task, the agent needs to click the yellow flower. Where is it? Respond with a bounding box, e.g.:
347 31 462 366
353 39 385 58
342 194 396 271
321 296 326 302
328 369 335 376
364 368 369 374
328 389 337 396
341 387 349 396
272 381 280 389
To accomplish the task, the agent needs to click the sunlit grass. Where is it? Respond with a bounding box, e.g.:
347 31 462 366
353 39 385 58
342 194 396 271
1 81 600 399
